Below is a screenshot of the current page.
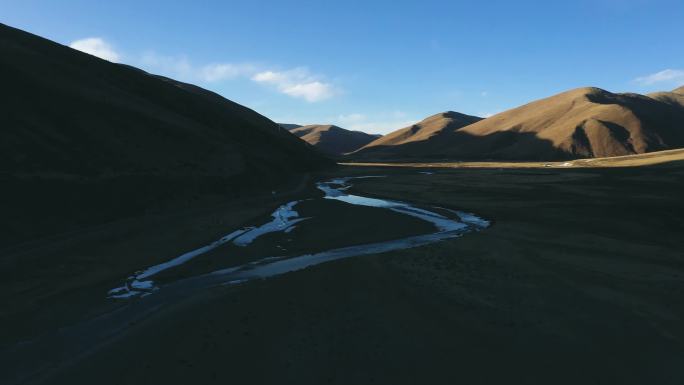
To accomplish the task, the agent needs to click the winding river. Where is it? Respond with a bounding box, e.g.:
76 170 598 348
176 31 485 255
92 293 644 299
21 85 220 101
109 175 490 299
2 174 489 385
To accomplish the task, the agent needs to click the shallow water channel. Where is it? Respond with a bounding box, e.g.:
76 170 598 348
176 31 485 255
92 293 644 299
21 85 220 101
109 175 490 299
1 174 490 385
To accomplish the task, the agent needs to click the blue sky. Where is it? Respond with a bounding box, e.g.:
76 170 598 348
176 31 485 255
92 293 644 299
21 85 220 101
3 0 683 134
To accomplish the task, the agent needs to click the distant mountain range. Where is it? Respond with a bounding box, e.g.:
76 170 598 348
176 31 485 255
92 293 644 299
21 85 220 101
284 124 381 156
351 86 684 161
351 111 482 158
4 20 684 244
0 23 330 245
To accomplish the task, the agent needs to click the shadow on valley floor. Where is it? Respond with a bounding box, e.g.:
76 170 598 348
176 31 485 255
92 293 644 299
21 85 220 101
0 172 313 248
348 130 571 162
11 161 683 385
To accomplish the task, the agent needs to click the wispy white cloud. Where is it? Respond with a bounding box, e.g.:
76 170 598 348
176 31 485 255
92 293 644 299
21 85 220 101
69 37 120 62
251 68 337 102
69 38 340 102
331 111 417 135
140 55 338 102
336 113 366 123
634 69 684 86
201 63 257 81
139 53 255 83
139 52 193 78
252 71 287 83
390 110 407 119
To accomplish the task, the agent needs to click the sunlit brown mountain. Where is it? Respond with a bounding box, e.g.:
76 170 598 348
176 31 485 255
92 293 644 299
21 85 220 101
288 124 381 156
352 111 482 158
0 23 331 245
647 86 684 108
352 87 684 161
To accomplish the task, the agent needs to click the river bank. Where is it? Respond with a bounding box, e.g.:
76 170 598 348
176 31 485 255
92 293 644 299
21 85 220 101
9 160 684 384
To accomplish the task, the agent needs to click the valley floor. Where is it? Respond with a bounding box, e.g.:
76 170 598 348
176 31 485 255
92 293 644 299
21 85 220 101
6 159 684 385
342 147 684 169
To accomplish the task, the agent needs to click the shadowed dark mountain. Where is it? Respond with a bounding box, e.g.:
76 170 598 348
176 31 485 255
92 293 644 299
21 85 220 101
0 23 332 246
351 87 684 161
289 125 381 156
278 123 302 130
353 131 565 161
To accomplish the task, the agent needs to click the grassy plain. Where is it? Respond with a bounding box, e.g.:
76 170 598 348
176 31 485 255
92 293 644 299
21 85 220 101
30 157 684 385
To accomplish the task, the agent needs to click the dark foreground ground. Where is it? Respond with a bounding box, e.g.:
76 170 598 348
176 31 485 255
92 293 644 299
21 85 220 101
7 162 684 384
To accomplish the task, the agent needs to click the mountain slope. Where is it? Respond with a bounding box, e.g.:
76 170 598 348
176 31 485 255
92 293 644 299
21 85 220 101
352 88 684 161
289 125 380 155
455 87 684 159
648 85 684 108
0 23 331 245
351 111 482 159
365 111 482 147
279 123 302 130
